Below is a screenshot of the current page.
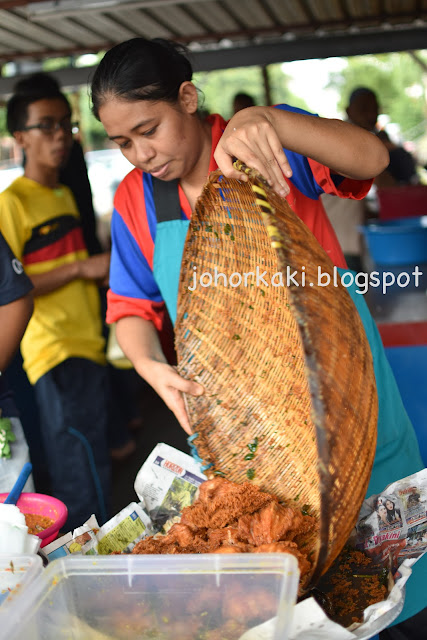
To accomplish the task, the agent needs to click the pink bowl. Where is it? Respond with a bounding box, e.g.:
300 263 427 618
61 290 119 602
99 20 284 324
0 492 68 548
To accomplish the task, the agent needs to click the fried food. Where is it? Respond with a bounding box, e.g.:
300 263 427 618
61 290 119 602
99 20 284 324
133 477 315 580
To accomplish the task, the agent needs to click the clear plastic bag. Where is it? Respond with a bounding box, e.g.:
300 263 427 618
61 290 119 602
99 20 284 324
0 417 35 493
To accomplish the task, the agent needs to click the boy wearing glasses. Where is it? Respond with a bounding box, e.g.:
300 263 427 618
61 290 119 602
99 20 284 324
0 77 112 529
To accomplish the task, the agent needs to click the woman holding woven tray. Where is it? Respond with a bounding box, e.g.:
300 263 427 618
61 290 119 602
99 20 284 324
91 38 425 636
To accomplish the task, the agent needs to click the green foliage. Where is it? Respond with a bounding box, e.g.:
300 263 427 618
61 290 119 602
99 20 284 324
193 63 308 118
78 90 108 149
327 52 427 136
0 415 15 459
0 106 6 136
43 57 73 72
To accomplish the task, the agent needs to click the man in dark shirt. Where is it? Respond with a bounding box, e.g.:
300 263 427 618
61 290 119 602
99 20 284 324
346 87 418 185
0 230 34 491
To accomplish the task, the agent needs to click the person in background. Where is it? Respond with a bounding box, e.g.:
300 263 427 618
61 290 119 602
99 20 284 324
232 92 256 114
0 230 34 493
346 87 418 186
376 129 418 186
322 85 420 273
321 191 365 273
90 37 426 637
12 72 140 463
322 87 377 272
0 75 112 530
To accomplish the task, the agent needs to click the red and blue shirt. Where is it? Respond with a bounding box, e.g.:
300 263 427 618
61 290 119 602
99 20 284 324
107 106 372 329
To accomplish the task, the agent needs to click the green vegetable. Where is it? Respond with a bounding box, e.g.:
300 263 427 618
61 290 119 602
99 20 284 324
0 415 15 459
247 437 259 453
246 468 255 480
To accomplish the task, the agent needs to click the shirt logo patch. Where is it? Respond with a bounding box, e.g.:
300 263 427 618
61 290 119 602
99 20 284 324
39 223 59 236
12 258 24 274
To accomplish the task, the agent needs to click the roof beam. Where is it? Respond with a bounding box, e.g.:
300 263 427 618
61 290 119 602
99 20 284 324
1 25 427 98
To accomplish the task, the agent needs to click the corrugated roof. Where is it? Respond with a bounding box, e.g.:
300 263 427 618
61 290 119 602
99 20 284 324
0 0 425 63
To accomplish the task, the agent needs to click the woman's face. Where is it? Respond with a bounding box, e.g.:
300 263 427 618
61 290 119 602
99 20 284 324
378 504 388 521
98 82 205 181
386 500 394 511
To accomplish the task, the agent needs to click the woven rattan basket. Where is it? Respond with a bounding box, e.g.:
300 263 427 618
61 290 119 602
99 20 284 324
175 164 378 586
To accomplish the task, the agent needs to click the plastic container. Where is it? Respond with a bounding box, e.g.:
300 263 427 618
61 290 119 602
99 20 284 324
377 184 427 220
360 216 427 265
0 493 68 548
0 554 42 612
2 553 299 640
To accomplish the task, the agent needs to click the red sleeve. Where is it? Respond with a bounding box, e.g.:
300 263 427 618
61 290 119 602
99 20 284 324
308 158 373 199
106 290 166 332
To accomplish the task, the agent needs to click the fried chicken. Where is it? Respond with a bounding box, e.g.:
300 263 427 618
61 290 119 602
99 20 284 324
132 477 315 581
180 477 274 529
237 501 305 545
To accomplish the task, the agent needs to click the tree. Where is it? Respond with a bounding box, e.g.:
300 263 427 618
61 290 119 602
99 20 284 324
327 52 426 137
193 63 308 119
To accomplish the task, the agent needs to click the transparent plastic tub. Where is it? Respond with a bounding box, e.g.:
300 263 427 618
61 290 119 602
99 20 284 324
0 554 42 613
2 553 299 640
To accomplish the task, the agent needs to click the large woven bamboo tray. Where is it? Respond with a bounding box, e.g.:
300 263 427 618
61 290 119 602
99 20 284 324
175 165 378 586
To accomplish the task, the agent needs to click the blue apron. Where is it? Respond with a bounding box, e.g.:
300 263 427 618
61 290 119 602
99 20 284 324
150 180 425 624
337 269 426 626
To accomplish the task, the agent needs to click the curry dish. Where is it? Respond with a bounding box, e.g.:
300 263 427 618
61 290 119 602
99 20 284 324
24 513 54 535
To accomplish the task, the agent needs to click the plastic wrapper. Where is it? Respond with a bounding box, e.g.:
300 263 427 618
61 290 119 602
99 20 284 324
0 503 40 554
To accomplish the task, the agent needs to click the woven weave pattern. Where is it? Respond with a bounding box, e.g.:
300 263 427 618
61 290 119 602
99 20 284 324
176 168 378 584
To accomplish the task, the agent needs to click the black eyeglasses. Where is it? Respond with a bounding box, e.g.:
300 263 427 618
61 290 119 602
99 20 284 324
21 120 79 135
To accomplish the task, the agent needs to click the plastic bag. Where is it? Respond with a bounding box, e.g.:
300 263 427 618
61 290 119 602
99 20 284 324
0 417 35 493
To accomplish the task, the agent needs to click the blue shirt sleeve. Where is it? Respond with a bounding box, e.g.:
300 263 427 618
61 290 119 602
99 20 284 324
0 230 33 306
109 208 163 303
274 104 345 197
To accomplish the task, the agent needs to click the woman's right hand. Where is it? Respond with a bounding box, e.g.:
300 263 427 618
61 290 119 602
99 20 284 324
214 106 292 198
115 316 204 434
139 360 204 435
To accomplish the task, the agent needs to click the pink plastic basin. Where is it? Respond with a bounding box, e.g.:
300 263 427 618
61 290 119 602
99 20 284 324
0 493 68 548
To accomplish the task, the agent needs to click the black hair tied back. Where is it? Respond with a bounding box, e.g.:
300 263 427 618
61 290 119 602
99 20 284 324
91 37 193 119
151 38 193 83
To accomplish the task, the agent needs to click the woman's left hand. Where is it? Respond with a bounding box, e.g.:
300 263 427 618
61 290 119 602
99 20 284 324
214 106 292 197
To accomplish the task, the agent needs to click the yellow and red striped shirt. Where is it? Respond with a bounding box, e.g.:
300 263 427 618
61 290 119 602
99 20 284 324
0 176 105 384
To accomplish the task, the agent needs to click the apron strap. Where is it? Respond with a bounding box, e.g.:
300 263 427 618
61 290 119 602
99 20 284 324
152 177 181 222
